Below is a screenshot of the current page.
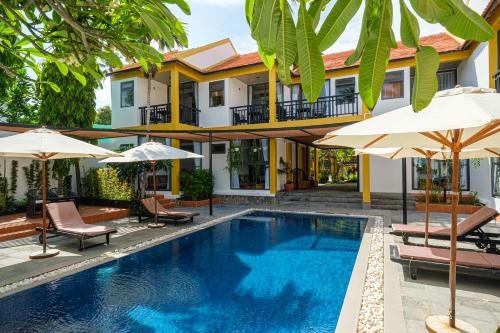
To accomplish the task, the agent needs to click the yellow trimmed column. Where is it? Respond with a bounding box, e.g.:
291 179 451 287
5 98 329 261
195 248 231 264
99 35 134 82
489 30 498 89
171 67 180 124
268 67 277 123
270 138 277 194
171 139 181 195
315 149 319 182
286 142 292 183
361 103 371 208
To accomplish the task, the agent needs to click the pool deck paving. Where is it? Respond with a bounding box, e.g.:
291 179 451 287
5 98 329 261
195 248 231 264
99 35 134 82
0 203 498 333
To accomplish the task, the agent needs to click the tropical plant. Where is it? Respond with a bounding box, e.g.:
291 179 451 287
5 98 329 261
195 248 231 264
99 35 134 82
51 159 72 193
226 142 243 172
22 160 50 195
0 1 190 92
246 0 494 111
180 169 214 201
82 167 135 201
9 160 17 197
0 71 39 124
95 106 112 125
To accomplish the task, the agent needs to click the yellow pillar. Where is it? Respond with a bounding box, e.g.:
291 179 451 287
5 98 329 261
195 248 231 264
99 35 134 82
489 31 498 89
286 142 292 183
315 149 319 181
171 67 180 124
362 103 371 208
270 138 277 194
268 67 277 123
171 139 181 195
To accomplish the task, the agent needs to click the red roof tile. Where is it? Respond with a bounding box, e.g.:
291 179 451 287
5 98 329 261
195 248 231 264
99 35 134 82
322 33 462 71
111 33 463 75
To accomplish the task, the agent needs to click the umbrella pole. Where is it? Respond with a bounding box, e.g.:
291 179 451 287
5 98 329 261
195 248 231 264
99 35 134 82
29 157 59 259
449 147 459 328
153 161 158 225
424 157 431 247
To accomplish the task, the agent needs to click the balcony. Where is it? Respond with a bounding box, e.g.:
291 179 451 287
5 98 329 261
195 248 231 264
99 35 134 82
140 103 200 126
494 70 500 93
231 104 269 125
277 93 360 121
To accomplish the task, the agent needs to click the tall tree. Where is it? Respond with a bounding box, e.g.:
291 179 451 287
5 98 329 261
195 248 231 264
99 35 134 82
39 62 99 196
0 1 190 91
95 106 112 125
246 0 494 111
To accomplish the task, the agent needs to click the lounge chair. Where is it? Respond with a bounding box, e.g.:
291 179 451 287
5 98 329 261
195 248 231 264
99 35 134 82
139 197 199 223
391 207 499 253
390 244 500 280
36 201 117 251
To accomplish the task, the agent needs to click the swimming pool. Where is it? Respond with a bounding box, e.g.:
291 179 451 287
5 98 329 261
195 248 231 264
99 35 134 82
0 211 367 332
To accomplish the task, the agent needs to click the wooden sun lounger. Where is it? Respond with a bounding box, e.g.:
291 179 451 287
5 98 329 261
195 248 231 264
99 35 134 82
390 207 499 253
390 244 500 280
138 197 199 224
36 201 117 251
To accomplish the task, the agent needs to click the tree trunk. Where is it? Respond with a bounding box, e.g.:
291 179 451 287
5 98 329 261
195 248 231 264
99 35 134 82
74 159 82 197
146 70 151 141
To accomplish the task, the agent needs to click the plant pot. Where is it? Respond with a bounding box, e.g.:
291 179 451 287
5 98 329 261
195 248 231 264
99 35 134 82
284 183 294 192
179 197 221 208
415 203 482 214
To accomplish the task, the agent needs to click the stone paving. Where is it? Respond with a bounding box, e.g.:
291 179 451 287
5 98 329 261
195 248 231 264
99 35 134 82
0 202 498 333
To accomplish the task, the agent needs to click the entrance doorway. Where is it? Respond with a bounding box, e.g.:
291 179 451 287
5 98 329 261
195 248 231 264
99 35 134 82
317 148 359 191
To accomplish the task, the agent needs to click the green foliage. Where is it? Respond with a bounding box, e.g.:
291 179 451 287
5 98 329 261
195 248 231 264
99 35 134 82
0 71 39 124
82 168 135 201
9 160 17 197
22 160 50 195
0 1 190 91
247 0 494 110
180 169 214 201
51 159 72 192
226 142 243 172
95 106 112 125
412 46 440 111
39 63 98 128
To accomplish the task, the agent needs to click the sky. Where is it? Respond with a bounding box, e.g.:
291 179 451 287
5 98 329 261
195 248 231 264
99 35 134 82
94 0 491 109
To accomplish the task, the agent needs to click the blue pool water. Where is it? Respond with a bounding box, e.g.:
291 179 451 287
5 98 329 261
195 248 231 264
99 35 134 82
0 212 366 333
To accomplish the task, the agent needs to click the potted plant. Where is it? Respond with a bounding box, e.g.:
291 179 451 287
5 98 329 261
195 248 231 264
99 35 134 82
226 142 243 173
278 160 295 192
179 169 218 207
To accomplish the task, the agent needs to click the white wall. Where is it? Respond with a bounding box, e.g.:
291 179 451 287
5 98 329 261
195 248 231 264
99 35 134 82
458 42 489 88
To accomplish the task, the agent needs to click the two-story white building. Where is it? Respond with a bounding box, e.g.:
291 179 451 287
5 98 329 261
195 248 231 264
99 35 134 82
105 1 500 210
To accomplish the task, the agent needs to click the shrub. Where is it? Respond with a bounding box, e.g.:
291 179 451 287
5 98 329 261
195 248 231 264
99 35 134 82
180 169 214 201
83 167 135 201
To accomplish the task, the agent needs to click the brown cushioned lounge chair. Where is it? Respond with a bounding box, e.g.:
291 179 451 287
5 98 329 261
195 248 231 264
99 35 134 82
37 201 117 251
391 207 499 252
139 197 199 224
390 244 500 280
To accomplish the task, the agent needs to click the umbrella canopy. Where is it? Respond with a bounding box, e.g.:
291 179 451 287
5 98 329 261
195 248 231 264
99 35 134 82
100 141 204 228
355 147 500 160
0 128 120 259
315 87 500 330
316 87 500 150
0 128 121 159
99 141 203 163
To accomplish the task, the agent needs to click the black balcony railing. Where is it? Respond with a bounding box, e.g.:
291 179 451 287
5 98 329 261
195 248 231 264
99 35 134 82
231 104 269 125
140 103 171 125
140 103 200 126
276 93 359 121
180 104 200 126
494 70 500 93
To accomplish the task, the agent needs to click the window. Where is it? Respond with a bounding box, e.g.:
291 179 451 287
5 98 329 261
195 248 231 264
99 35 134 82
382 71 404 99
249 83 269 105
229 139 269 190
120 81 134 107
292 80 330 101
412 158 470 191
209 80 225 107
212 143 226 154
492 158 500 197
335 77 356 104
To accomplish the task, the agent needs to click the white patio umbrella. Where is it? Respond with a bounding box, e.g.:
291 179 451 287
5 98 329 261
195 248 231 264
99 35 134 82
0 128 120 259
355 147 500 246
100 141 203 228
315 87 500 330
